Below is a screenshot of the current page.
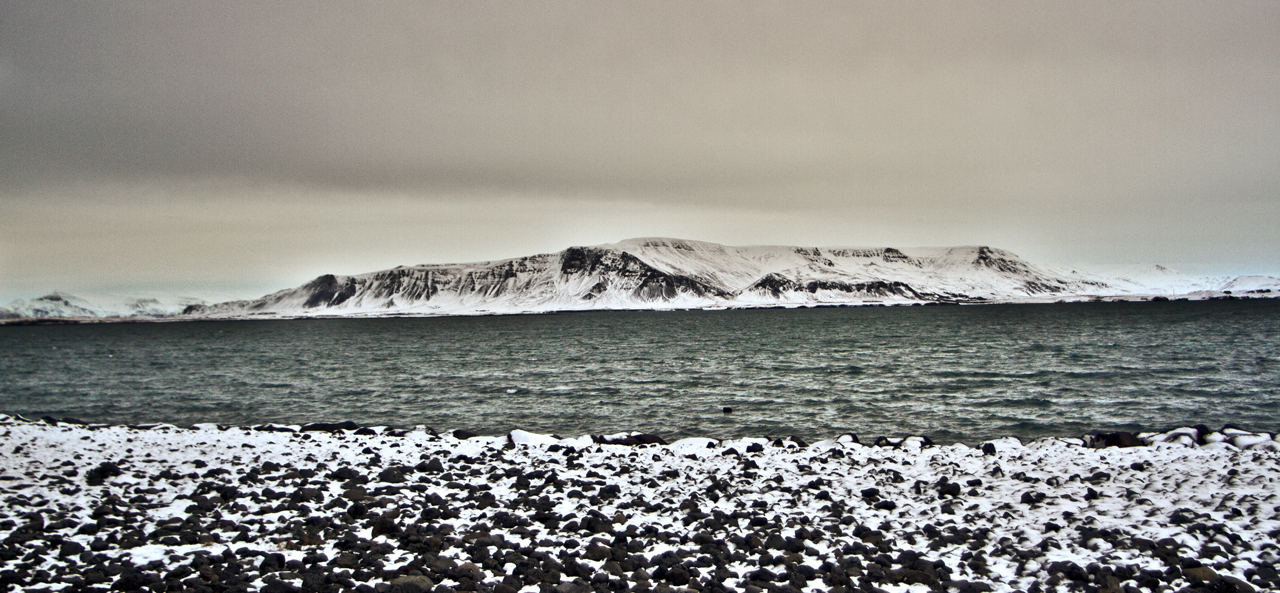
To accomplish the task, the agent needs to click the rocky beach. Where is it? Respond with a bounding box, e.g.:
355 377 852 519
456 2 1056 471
1 416 1277 593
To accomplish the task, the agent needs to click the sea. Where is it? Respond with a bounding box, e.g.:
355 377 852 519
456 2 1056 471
2 300 1278 444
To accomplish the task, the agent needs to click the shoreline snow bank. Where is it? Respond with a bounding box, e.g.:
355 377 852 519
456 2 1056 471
2 416 1277 593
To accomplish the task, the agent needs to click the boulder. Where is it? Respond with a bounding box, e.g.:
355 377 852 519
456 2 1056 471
85 462 122 486
390 575 435 593
1089 432 1143 448
301 421 359 432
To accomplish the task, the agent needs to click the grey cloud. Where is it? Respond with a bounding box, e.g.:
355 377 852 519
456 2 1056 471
3 1 1278 197
1 1 1278 298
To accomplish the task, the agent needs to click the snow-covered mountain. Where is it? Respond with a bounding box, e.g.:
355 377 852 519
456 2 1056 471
5 238 1274 322
1056 263 1230 295
0 292 207 321
175 238 1276 319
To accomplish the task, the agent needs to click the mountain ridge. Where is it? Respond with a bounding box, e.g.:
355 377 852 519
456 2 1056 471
177 237 1278 319
5 238 1277 322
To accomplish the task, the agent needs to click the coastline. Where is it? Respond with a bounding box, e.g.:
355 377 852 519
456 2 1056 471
1 293 1276 326
2 416 1276 593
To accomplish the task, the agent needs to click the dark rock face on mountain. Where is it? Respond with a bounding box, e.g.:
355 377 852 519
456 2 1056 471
560 247 730 301
171 238 1276 319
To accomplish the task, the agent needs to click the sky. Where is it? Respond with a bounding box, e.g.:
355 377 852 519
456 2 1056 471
2 1 1279 302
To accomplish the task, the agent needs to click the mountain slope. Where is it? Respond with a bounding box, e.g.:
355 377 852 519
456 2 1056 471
0 292 207 320
177 238 1271 319
6 239 1274 322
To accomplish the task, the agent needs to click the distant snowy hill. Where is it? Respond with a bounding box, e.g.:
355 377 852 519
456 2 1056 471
1056 263 1230 295
5 238 1274 322
0 292 207 321
174 238 1277 320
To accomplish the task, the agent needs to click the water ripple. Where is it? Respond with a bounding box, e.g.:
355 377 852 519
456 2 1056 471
1 300 1278 443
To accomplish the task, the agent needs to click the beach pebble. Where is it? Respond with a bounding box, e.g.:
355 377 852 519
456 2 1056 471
0 417 1277 593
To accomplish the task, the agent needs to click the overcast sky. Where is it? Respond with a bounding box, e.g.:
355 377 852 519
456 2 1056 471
2 1 1278 301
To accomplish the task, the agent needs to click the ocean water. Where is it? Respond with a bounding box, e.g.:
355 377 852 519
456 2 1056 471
2 300 1278 444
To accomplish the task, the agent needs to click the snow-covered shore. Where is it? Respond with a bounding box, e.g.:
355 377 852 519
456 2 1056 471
2 416 1277 593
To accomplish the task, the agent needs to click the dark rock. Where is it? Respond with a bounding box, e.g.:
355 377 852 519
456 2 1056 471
85 462 122 486
391 575 435 593
415 458 444 474
1222 576 1257 593
873 500 897 511
947 580 994 593
302 421 360 432
1170 509 1198 525
765 534 786 550
344 486 369 501
748 567 779 583
981 443 997 456
260 553 287 573
1085 471 1112 484
1089 432 1143 448
584 544 612 562
58 540 85 558
261 582 303 593
581 515 614 534
377 467 408 483
1048 561 1088 582
371 514 402 538
112 569 160 591
453 430 480 440
665 566 691 586
1183 566 1218 583
327 466 366 482
333 553 360 569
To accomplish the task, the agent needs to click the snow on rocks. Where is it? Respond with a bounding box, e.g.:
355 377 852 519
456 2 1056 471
1 415 1278 593
1137 426 1279 452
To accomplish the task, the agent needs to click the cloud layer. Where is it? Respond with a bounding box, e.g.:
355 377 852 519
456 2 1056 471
2 1 1278 298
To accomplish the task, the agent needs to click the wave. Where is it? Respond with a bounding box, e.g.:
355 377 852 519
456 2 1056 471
972 397 1055 409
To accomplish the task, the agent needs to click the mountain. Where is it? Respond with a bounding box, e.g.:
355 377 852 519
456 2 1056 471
174 238 1277 320
5 239 1273 322
0 292 207 321
1058 263 1229 295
